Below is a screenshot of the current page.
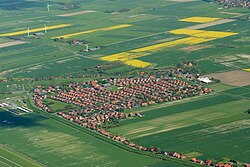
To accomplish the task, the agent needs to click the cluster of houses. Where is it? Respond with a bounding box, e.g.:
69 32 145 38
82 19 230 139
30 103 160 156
191 158 240 167
138 67 198 81
33 94 51 112
33 76 211 113
57 110 142 129
63 78 208 111
216 0 250 8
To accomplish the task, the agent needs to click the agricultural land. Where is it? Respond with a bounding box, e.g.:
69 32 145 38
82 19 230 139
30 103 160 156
0 0 249 167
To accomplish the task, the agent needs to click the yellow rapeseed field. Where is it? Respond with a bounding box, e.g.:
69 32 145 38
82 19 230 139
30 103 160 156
169 29 238 38
243 68 250 72
100 52 148 61
124 60 151 68
194 31 238 38
100 21 238 68
183 37 216 45
100 29 237 68
53 24 132 39
179 17 220 23
100 52 151 68
100 52 134 61
169 29 205 36
0 24 71 36
130 36 217 53
130 38 193 53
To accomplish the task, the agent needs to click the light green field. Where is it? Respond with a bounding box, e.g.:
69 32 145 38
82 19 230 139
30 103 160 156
0 38 12 44
0 145 44 167
109 98 249 139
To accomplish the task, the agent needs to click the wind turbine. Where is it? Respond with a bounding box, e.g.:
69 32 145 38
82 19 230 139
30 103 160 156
84 43 89 52
47 3 51 12
44 24 47 33
27 27 30 37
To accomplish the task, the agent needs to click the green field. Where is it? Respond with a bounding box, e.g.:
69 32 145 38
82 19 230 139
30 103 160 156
0 145 44 167
108 92 250 163
0 109 168 167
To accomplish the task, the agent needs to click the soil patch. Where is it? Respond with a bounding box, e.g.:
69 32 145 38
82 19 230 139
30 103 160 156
206 70 250 86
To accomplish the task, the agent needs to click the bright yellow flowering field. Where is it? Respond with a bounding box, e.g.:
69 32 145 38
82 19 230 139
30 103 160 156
0 24 71 36
53 24 132 39
124 60 152 68
243 68 250 72
101 28 237 68
179 17 220 23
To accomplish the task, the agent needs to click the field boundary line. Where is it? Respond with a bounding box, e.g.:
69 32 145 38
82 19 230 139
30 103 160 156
0 155 22 167
0 160 12 167
57 10 96 17
0 145 46 167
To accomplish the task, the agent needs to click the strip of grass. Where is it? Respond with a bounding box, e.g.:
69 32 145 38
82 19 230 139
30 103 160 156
0 145 44 167
224 86 250 95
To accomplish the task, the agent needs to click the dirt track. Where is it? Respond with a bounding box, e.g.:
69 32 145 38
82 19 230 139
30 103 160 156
57 10 96 17
186 19 235 30
180 44 212 52
0 41 27 48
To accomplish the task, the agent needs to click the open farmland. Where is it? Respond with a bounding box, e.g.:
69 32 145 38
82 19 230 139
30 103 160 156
53 24 133 39
108 93 250 163
0 109 168 167
0 0 249 78
0 24 71 37
0 0 249 166
0 145 44 167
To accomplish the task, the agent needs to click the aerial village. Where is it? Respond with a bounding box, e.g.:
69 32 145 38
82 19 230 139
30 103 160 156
31 62 250 167
216 0 250 8
31 66 232 166
0 59 241 167
0 0 249 166
32 64 250 167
